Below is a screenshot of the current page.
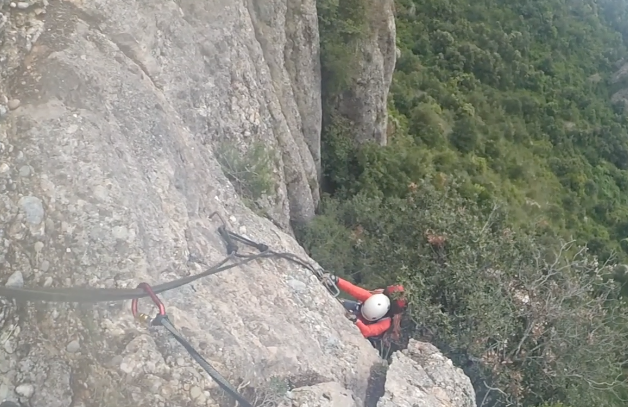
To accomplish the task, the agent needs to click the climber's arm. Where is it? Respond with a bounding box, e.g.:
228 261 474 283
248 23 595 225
355 318 391 338
337 278 372 302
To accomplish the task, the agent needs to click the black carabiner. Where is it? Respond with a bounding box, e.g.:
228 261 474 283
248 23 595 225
131 282 166 324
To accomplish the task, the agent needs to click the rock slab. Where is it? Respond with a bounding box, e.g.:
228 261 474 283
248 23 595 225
378 340 477 407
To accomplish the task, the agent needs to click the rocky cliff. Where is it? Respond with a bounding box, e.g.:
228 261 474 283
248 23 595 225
377 341 477 407
331 0 396 146
0 0 475 406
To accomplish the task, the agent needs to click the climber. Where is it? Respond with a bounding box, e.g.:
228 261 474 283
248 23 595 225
324 273 407 345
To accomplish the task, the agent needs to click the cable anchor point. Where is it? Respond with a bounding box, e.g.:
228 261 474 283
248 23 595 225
131 282 167 326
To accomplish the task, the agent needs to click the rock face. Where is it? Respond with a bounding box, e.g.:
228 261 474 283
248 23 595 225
0 0 474 406
0 0 380 406
1 0 323 230
331 0 397 146
377 340 477 407
282 381 358 407
247 0 324 188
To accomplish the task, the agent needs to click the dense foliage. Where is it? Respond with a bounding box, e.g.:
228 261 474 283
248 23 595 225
297 179 628 407
304 0 628 406
320 0 628 262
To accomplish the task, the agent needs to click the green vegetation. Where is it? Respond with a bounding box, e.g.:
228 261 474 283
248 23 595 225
299 179 628 406
318 0 628 261
214 140 276 212
302 0 628 406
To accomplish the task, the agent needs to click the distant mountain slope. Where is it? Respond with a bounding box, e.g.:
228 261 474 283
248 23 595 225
388 0 628 260
322 0 628 262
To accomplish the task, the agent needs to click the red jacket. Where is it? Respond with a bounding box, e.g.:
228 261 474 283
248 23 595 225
337 278 391 338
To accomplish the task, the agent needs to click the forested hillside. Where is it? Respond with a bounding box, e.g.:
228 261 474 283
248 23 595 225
391 0 628 260
322 0 628 261
300 0 628 406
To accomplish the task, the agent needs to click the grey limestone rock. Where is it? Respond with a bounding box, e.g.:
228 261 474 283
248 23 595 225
0 0 475 406
377 340 477 407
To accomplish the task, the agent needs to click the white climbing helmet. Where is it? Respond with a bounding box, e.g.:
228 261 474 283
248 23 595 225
361 293 391 321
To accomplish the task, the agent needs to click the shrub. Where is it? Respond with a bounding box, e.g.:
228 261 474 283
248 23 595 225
298 176 628 407
214 140 275 210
